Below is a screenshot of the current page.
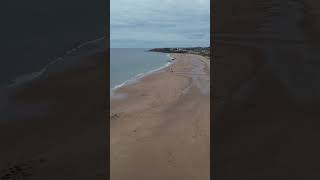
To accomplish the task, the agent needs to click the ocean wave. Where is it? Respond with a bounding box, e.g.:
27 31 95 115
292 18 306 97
111 60 174 94
4 36 106 88
167 54 173 59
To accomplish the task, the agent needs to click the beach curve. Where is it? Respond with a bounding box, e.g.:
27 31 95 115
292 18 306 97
110 53 210 180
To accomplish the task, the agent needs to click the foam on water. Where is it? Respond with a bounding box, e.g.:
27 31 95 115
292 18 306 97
110 49 172 97
110 60 173 97
5 36 106 88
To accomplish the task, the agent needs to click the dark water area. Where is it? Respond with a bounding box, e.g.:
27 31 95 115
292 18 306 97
0 1 108 179
0 0 107 86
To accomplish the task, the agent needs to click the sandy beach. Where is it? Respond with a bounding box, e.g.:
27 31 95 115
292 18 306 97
0 50 108 180
110 53 210 180
212 0 320 179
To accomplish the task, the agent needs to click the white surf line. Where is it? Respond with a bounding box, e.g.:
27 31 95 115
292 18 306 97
77 35 106 48
111 57 174 93
6 36 107 88
167 54 174 59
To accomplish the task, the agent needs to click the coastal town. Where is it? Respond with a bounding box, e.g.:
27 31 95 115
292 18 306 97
149 47 210 59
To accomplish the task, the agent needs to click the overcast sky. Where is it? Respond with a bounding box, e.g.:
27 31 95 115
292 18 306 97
111 0 210 48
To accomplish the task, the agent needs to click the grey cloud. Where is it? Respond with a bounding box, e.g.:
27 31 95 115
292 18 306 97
111 0 210 48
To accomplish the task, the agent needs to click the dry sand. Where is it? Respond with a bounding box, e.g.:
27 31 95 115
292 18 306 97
110 53 210 180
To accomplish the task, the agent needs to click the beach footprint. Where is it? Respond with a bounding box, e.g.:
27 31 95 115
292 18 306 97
0 155 47 180
0 163 33 180
110 112 123 120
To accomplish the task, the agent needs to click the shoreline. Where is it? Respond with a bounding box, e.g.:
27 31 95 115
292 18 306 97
0 49 108 179
110 53 210 180
111 53 210 97
110 52 207 97
110 52 174 95
110 56 173 93
1 36 106 89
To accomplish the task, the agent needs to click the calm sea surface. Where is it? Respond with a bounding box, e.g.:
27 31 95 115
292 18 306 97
110 48 170 89
0 0 106 87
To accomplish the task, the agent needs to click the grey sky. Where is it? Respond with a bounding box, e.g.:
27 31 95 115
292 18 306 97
111 0 210 48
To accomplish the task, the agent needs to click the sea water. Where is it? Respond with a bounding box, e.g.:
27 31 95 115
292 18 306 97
0 0 105 87
110 48 171 90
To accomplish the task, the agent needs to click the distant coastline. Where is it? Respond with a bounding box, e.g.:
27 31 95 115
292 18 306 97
111 47 210 96
149 47 210 58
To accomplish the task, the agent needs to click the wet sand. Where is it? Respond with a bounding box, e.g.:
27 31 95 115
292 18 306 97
110 53 210 180
213 0 320 179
